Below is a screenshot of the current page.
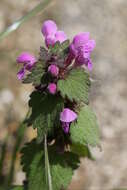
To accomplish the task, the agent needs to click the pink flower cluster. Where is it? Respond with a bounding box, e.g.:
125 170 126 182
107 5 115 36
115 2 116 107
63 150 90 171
41 20 95 70
17 20 95 81
41 20 67 47
16 20 95 133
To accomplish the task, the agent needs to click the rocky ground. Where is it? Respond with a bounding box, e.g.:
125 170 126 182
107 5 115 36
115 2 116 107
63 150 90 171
0 0 127 189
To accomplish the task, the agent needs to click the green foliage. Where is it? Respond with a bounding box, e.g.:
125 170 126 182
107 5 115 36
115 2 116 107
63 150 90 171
0 187 4 190
10 186 24 190
21 140 80 190
58 68 90 104
10 185 28 190
9 10 101 190
70 143 94 160
70 105 100 147
49 40 69 56
28 91 64 143
39 47 51 62
49 41 60 55
21 140 42 177
60 40 70 51
23 62 45 86
14 23 100 190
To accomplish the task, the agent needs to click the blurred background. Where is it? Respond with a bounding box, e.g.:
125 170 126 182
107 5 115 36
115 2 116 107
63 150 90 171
0 0 127 189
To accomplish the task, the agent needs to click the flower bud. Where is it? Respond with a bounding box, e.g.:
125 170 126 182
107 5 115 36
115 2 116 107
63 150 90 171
41 20 57 37
55 31 67 43
47 83 57 94
48 64 59 77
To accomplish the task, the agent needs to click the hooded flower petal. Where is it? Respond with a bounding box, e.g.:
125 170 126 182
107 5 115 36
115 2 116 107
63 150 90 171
45 34 56 47
16 52 36 65
45 31 67 47
60 108 77 123
42 20 67 47
75 48 89 65
41 20 57 37
83 40 96 53
70 32 95 70
72 32 90 51
76 55 93 70
47 83 57 94
17 68 25 80
55 31 67 43
48 64 59 77
25 62 36 71
16 52 36 73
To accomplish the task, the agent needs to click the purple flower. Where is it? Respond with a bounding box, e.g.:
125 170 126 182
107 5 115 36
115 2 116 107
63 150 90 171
70 33 95 70
41 20 57 37
45 30 67 47
72 32 90 50
55 31 67 43
83 40 96 53
60 108 77 133
48 64 59 77
17 68 25 80
42 20 67 47
16 52 36 80
45 34 56 47
47 83 57 94
16 52 36 65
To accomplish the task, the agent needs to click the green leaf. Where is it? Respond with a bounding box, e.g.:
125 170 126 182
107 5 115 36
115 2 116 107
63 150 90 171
70 105 100 147
23 63 45 86
49 41 61 55
28 91 64 143
39 47 51 62
49 40 70 56
21 139 42 176
60 40 70 51
10 186 24 190
58 40 70 60
70 143 94 160
58 68 91 104
21 140 80 190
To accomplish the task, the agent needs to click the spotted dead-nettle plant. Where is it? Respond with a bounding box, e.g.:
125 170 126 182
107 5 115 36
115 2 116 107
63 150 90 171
15 20 100 190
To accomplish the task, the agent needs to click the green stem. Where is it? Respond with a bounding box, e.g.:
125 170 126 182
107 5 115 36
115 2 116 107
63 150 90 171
44 134 53 190
0 0 52 41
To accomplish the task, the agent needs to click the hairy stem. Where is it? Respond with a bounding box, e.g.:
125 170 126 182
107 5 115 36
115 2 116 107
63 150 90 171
44 134 53 190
